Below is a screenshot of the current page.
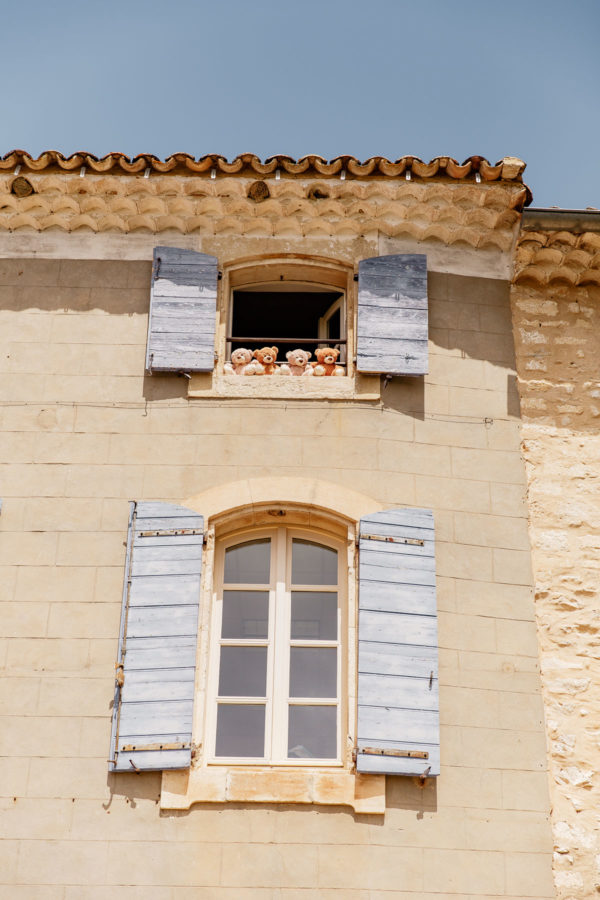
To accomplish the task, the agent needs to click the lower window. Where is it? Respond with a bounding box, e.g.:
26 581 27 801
207 527 345 765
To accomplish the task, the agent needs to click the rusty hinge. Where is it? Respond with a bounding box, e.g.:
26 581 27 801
359 533 425 547
358 746 429 760
120 741 191 753
153 256 161 280
139 528 204 538
115 662 124 687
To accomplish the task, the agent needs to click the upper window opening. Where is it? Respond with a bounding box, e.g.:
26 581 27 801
227 283 346 370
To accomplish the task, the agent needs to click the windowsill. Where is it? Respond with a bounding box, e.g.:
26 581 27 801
161 766 385 814
188 373 381 401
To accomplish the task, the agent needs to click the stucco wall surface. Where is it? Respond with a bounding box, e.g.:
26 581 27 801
512 229 600 898
0 251 555 898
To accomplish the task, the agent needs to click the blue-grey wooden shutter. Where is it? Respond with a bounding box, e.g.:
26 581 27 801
356 507 439 777
109 501 204 772
145 246 218 373
356 254 428 376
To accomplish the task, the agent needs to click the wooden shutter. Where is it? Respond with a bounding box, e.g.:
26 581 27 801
146 246 218 373
109 501 204 772
356 254 428 376
356 508 439 777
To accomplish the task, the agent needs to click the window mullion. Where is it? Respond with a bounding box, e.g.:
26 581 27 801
270 527 290 762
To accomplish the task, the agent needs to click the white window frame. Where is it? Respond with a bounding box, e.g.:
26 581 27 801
318 294 346 364
205 525 346 767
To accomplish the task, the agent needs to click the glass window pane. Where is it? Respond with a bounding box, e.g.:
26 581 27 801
291 539 337 586
289 648 337 698
222 591 269 639
291 591 337 640
218 646 267 697
224 539 270 584
288 706 337 759
216 704 265 758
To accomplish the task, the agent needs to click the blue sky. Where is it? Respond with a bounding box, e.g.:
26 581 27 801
2 0 598 208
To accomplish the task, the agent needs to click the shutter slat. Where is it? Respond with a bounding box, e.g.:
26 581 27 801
357 507 439 777
359 673 439 711
360 583 436 616
359 610 437 647
359 641 437 678
356 254 428 376
109 501 204 773
146 246 217 373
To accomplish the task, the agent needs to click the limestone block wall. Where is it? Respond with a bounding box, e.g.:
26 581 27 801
512 220 600 898
0 245 555 898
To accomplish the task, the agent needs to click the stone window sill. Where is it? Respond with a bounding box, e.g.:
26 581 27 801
161 767 385 815
188 373 381 401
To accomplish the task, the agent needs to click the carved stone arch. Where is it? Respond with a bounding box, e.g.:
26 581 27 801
183 476 381 528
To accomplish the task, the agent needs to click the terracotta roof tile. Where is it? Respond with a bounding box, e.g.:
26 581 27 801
515 228 600 287
0 156 529 248
0 149 529 186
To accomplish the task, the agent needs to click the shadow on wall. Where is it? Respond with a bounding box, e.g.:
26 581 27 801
0 258 152 313
2 260 519 416
104 771 162 810
382 272 518 422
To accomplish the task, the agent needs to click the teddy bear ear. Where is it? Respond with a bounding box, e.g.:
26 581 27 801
253 349 260 358
272 347 278 355
306 350 312 359
286 350 293 360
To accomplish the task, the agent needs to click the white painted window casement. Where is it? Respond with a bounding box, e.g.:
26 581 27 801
205 527 346 766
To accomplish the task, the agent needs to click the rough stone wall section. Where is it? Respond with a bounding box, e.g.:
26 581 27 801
512 221 600 898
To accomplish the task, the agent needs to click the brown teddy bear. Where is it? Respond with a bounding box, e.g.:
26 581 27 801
311 347 345 376
224 347 254 375
252 346 280 375
281 348 314 376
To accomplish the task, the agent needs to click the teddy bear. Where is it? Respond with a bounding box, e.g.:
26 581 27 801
224 347 254 375
280 348 314 376
252 346 281 375
311 347 345 376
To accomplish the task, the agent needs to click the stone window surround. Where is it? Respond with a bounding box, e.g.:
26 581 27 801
160 477 388 815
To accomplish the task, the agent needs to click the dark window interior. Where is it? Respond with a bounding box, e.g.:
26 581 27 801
230 289 344 363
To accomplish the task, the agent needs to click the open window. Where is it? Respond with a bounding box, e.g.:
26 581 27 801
145 248 429 387
228 284 347 369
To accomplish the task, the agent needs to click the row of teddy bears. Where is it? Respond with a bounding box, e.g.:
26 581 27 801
224 346 345 376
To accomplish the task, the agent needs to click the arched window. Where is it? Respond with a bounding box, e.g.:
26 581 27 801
206 526 346 765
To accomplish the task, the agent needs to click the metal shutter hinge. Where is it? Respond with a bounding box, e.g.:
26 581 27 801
357 533 425 547
121 741 191 752
358 746 429 760
139 528 204 538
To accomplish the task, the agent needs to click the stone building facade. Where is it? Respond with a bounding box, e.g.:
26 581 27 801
0 150 596 898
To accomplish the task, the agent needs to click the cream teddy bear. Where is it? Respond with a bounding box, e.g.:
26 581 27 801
280 348 314 376
224 347 254 375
